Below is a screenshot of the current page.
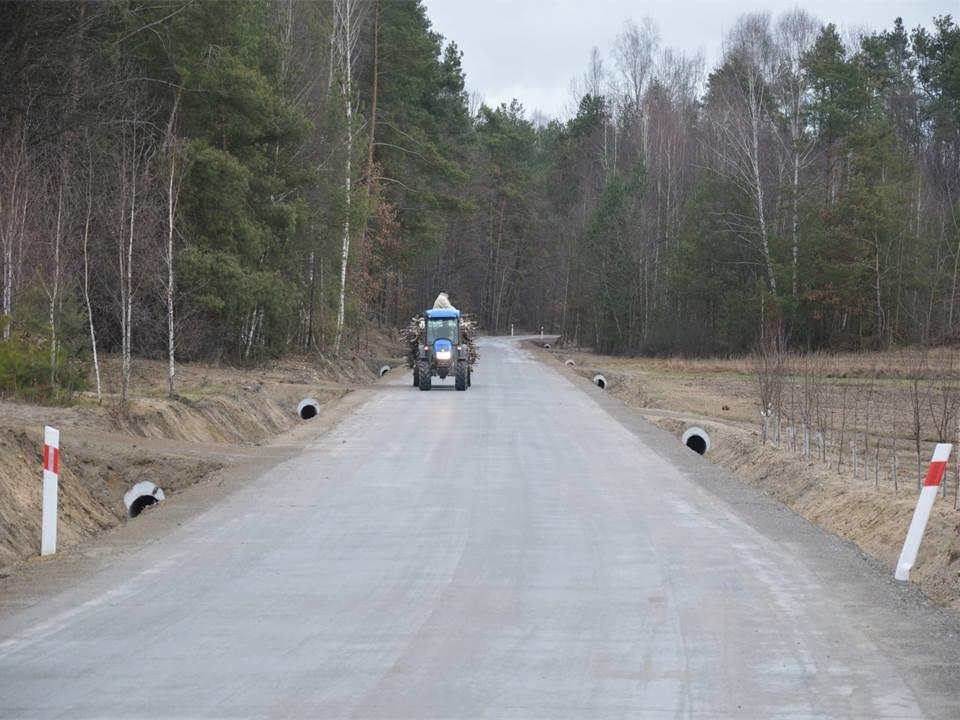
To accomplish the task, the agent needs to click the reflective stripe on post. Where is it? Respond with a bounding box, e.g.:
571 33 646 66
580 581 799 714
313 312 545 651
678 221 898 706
41 426 60 556
894 443 951 582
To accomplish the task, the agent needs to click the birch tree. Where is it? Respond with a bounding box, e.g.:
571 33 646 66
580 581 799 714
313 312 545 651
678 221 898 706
163 89 182 398
0 123 31 339
115 107 155 402
332 0 366 354
774 9 819 301
81 133 101 403
46 170 65 387
707 14 779 297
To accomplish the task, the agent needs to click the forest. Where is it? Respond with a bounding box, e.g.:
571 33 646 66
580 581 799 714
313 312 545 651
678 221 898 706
0 1 958 399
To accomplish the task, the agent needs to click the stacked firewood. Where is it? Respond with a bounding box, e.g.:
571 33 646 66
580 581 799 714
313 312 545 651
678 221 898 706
403 315 480 368
460 316 480 366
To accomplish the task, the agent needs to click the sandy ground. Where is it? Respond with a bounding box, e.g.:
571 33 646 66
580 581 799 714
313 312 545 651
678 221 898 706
0 337 405 574
535 343 960 611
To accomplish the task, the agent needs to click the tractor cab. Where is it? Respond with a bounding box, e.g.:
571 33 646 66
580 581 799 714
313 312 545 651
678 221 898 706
425 308 460 366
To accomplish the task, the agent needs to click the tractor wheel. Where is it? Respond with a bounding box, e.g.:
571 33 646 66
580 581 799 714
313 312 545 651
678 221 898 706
455 361 467 391
413 363 420 387
418 361 432 391
467 364 472 387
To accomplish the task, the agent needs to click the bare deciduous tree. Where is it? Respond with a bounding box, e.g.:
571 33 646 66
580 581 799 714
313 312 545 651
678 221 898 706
0 120 32 338
114 100 157 402
163 89 182 398
774 9 819 300
708 13 779 296
81 132 101 403
332 0 366 355
754 325 786 444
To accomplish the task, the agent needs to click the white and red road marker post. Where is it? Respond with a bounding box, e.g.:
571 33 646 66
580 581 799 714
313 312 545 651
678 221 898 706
41 425 60 556
895 442 951 582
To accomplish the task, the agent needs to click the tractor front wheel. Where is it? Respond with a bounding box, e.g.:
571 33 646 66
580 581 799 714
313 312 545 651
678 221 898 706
413 363 420 387
455 361 467 391
418 361 432 391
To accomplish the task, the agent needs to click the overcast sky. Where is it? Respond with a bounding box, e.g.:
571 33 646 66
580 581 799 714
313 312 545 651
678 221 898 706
424 0 953 120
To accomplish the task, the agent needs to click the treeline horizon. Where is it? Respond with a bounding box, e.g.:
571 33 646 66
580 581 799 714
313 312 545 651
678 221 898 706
0 2 958 399
478 11 960 356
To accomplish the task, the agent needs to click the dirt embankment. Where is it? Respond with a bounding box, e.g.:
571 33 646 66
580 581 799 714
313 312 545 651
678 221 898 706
537 344 960 611
0 342 402 573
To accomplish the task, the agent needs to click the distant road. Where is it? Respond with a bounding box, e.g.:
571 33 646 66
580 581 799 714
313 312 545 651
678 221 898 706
1 336 958 718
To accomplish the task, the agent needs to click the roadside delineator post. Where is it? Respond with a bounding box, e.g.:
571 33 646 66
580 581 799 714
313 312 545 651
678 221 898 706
41 425 60 556
895 442 951 582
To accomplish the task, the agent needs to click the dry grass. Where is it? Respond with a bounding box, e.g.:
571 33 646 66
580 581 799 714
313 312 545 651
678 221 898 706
589 347 960 380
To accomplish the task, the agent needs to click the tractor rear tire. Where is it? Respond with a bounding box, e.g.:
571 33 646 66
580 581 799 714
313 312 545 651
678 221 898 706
418 361 432 391
455 361 467 391
467 364 472 387
413 363 420 387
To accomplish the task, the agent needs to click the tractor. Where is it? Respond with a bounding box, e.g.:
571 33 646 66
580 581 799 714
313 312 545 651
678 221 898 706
413 308 472 391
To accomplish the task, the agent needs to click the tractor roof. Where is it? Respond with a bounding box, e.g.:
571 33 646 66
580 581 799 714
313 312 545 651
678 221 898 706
425 308 460 319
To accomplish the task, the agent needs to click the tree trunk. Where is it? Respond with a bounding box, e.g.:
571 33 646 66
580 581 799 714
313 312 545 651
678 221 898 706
120 124 142 403
334 0 356 355
306 248 317 349
2 118 28 339
791 151 799 300
165 90 181 399
874 232 883 344
751 97 776 297
366 0 379 182
81 137 101 404
48 176 64 388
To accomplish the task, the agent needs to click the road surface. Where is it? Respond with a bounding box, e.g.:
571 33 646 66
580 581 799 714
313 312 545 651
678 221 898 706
1 337 958 718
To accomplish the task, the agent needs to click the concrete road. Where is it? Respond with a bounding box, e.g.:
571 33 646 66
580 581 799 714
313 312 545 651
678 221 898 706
1 337 959 719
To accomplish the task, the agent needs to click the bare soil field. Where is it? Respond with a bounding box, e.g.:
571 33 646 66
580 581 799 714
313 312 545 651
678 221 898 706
537 343 960 610
0 333 405 573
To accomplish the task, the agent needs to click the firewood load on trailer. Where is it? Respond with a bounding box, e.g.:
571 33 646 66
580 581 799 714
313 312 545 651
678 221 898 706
402 316 480 368
402 294 479 369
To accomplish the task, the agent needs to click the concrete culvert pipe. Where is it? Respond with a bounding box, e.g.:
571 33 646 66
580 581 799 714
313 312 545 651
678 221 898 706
297 398 320 420
543 343 551 349
124 481 166 519
593 374 607 390
379 365 390 377
565 359 576 367
681 426 711 455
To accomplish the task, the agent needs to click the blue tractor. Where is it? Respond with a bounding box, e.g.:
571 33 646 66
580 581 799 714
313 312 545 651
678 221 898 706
414 308 472 391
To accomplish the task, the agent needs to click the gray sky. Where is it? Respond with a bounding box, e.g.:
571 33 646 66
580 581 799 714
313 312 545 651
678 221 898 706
424 0 954 120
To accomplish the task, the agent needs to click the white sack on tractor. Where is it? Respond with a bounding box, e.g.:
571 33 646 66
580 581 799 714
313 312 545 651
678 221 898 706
433 292 454 310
